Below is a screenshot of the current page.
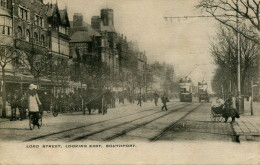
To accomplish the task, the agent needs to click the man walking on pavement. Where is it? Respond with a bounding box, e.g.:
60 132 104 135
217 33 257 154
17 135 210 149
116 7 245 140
137 93 142 107
17 90 25 121
8 90 19 121
161 93 169 111
153 91 159 106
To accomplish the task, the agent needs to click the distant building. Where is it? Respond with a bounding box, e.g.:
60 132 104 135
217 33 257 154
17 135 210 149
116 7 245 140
69 13 102 87
91 9 119 87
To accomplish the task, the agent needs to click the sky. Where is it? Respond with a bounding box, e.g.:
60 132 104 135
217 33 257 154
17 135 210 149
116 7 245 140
45 0 219 92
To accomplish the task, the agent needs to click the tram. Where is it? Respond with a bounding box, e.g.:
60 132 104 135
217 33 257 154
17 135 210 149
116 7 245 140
179 78 193 102
198 81 209 102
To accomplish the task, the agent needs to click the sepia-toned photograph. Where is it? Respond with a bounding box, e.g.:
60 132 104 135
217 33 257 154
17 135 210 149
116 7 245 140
0 0 259 164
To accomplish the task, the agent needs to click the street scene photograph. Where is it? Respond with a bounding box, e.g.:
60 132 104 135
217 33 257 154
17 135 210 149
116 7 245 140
0 0 259 164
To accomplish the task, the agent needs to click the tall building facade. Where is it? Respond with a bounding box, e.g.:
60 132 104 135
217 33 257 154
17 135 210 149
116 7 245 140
91 9 119 88
0 0 72 92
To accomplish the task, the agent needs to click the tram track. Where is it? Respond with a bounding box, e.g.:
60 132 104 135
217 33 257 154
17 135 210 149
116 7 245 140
150 103 202 141
25 101 186 141
71 103 193 141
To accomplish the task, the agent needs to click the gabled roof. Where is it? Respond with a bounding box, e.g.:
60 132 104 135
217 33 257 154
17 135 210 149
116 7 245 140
46 3 59 17
59 9 70 27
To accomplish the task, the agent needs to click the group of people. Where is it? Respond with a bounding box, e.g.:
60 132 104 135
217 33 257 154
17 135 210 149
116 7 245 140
136 91 169 111
211 94 240 122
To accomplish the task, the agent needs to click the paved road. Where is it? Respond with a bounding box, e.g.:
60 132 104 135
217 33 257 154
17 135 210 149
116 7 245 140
0 100 237 142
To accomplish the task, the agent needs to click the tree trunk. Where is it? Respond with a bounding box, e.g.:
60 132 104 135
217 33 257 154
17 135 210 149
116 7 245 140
1 66 6 118
35 77 40 89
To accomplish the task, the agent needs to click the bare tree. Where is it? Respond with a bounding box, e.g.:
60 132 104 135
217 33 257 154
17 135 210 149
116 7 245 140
211 25 259 94
0 45 21 117
15 39 51 87
197 0 260 44
50 60 71 93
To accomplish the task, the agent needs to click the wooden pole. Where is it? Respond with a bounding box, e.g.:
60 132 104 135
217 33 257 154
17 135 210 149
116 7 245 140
251 80 254 116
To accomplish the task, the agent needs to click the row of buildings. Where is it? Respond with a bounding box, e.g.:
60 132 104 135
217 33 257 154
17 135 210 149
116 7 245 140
0 0 149 96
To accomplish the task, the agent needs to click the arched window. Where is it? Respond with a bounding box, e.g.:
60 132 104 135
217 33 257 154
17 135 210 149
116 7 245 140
34 32 38 41
17 26 22 39
41 35 45 43
25 29 30 42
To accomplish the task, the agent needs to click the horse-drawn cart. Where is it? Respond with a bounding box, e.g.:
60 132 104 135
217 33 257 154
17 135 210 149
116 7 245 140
83 89 110 115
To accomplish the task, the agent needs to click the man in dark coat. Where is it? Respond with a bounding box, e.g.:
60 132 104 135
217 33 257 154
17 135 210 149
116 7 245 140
17 90 25 120
223 94 240 122
137 93 142 107
8 90 20 121
161 93 169 111
153 92 159 106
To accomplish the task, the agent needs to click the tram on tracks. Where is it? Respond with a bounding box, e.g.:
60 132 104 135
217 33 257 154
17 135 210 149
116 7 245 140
179 78 193 102
198 81 209 102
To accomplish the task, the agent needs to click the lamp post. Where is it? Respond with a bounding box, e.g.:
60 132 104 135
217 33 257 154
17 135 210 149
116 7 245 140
236 0 243 114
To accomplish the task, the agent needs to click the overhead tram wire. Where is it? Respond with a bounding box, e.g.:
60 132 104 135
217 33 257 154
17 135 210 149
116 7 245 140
164 15 251 22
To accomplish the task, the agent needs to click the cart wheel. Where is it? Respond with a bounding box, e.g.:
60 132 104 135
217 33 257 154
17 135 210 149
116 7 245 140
29 115 34 130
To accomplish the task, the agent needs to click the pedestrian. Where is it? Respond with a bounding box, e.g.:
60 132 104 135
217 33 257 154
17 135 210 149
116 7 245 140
8 90 19 121
137 93 142 107
153 91 159 106
161 93 169 111
17 90 25 121
27 84 42 128
223 94 239 122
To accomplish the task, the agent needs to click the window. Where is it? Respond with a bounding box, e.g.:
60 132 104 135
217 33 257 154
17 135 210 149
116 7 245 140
25 29 30 42
0 0 7 8
2 26 5 34
101 39 105 47
18 6 30 21
0 17 12 36
34 14 44 27
17 26 22 39
41 35 44 42
34 32 38 41
41 35 45 45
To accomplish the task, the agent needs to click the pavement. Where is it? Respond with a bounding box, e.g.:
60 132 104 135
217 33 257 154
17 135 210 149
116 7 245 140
0 99 154 120
232 100 260 142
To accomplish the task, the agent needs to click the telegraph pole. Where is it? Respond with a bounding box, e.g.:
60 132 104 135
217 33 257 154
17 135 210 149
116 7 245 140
236 0 242 114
